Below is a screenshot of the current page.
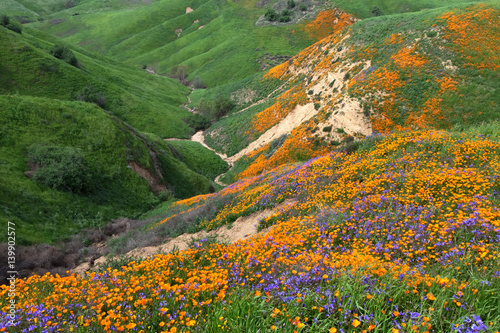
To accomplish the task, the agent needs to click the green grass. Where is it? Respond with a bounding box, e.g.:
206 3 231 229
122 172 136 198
0 25 193 138
165 140 228 180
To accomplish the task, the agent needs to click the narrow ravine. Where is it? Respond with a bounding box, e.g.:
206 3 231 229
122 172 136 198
164 89 235 186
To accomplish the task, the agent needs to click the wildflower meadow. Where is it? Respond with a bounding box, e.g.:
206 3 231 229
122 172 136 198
2 129 499 332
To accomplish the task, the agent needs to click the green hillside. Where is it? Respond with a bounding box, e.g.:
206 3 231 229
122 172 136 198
24 0 316 87
0 94 218 245
0 24 231 245
0 24 193 138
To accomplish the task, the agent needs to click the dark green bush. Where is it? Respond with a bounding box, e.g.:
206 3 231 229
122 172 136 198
184 113 211 131
169 64 188 84
279 14 291 23
27 144 93 193
0 15 9 26
299 4 307 11
50 45 78 67
371 6 383 16
265 8 279 21
1 15 22 34
287 0 296 9
198 96 235 120
323 126 333 132
74 84 107 108
6 23 22 34
212 96 235 119
426 31 438 38
158 190 172 202
314 103 321 110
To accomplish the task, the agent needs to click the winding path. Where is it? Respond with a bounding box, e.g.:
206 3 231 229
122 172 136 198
164 89 235 186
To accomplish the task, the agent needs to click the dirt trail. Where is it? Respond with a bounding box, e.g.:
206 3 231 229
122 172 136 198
160 88 233 186
228 103 317 163
228 83 286 117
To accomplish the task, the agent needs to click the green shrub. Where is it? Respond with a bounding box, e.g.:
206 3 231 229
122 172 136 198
5 23 22 34
426 31 438 38
371 6 383 16
265 8 279 21
74 84 107 108
0 15 9 26
314 103 321 110
299 4 307 11
27 144 93 193
287 0 296 9
198 96 235 120
1 15 22 34
184 113 211 131
169 64 188 84
191 76 207 89
158 190 172 202
279 14 291 23
50 45 78 67
323 126 333 132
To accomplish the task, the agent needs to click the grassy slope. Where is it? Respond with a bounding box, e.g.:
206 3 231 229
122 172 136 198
164 140 229 180
28 0 315 87
0 25 193 138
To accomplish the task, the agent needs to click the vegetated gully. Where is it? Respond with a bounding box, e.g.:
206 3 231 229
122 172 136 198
168 82 289 186
166 90 235 187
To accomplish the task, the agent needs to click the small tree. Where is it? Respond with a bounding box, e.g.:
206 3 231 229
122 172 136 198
74 84 107 108
28 144 93 193
265 8 279 21
50 45 78 67
0 15 22 34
